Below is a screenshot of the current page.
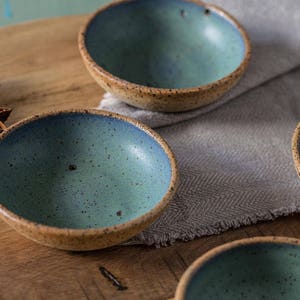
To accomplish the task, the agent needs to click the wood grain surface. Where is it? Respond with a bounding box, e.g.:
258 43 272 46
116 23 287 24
0 15 299 300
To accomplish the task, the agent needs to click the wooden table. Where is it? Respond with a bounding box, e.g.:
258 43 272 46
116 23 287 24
0 15 299 300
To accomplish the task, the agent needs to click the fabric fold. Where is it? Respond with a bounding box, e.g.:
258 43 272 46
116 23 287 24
97 0 300 246
131 67 300 245
98 0 300 128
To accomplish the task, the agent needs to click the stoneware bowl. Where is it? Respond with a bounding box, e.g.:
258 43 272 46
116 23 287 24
292 123 300 177
79 0 251 112
0 109 179 250
174 236 300 300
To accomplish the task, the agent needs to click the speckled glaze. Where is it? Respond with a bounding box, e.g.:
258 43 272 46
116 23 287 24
79 0 251 112
292 123 300 178
0 109 179 250
175 237 300 300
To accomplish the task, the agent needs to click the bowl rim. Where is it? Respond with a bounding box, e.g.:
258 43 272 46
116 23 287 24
0 108 179 238
175 236 300 300
78 0 251 93
292 123 300 176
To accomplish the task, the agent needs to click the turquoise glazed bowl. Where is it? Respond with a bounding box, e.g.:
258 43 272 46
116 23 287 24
0 109 178 250
79 0 251 112
175 237 300 300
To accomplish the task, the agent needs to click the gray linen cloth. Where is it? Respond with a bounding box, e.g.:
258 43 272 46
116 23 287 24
98 0 300 245
99 0 300 128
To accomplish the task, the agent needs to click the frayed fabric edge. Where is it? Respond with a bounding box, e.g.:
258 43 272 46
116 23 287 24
124 204 300 247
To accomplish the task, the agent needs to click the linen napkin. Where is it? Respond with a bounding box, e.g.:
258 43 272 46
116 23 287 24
97 0 300 245
99 0 300 128
134 67 300 245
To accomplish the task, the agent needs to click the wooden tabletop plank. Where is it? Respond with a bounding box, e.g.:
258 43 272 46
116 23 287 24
0 15 103 126
0 15 299 300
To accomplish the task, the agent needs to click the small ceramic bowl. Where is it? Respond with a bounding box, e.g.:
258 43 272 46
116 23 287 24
292 123 300 177
174 236 300 300
79 0 251 112
0 109 179 250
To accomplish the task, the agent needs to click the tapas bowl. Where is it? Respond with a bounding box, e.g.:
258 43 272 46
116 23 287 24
0 109 178 251
174 237 300 300
79 0 251 112
292 123 300 177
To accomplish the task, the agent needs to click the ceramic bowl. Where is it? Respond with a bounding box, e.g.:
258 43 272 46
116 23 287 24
174 237 300 300
292 123 300 177
79 0 251 112
0 109 179 250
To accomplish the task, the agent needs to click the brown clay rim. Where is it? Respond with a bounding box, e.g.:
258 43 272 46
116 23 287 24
292 123 300 174
78 0 251 94
0 109 179 237
175 236 300 300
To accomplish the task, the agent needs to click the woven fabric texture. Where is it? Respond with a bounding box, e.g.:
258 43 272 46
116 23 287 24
97 0 300 245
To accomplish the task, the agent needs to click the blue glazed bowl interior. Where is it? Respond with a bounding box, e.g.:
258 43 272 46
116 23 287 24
0 112 172 229
85 0 245 89
184 242 300 300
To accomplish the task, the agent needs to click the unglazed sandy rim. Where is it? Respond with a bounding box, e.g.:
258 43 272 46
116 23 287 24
78 0 251 94
175 236 300 300
292 123 300 177
0 109 179 239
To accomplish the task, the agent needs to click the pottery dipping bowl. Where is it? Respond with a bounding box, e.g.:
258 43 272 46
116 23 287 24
292 123 300 178
79 0 251 112
175 237 300 300
0 109 178 250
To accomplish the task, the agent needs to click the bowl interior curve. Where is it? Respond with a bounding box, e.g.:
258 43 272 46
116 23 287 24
0 112 172 229
84 0 246 89
184 242 300 299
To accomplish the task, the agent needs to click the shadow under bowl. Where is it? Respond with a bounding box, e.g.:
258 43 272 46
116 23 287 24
175 237 300 300
0 109 178 250
79 0 251 112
